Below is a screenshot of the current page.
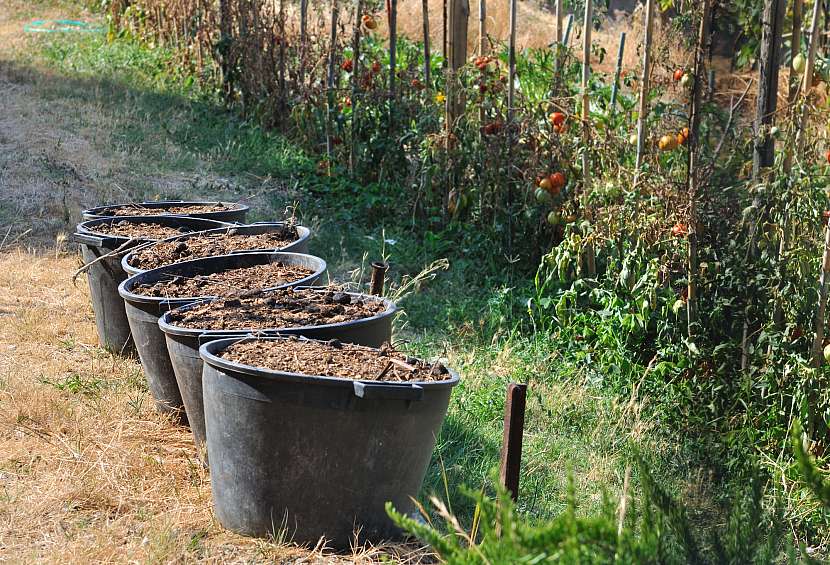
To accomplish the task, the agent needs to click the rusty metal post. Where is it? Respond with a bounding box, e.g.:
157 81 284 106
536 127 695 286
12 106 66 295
499 382 527 502
370 261 389 296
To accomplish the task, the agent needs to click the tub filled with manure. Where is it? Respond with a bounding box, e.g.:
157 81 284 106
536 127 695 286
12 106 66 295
121 222 311 276
82 200 249 223
199 335 458 546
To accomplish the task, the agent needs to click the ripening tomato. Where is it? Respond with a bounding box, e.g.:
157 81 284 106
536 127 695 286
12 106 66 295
549 172 566 192
826 149 830 165
673 68 684 82
341 59 353 73
371 61 381 74
671 222 687 237
549 112 566 127
362 14 377 30
539 177 552 191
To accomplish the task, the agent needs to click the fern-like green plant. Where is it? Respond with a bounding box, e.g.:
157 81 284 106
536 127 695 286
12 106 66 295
388 459 790 564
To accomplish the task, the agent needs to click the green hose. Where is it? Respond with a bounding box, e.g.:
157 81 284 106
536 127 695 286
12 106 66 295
23 19 105 34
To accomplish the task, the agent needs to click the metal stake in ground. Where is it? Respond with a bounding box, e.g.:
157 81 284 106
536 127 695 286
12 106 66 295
499 383 527 502
370 261 389 296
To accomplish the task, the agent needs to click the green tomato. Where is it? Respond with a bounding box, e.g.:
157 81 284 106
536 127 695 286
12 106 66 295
680 73 693 87
535 187 553 205
824 343 830 364
629 133 638 145
793 53 806 74
546 211 561 226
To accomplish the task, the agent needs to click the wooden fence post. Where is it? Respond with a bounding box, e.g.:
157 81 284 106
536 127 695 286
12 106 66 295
753 0 787 177
634 0 654 174
686 0 711 339
499 383 527 502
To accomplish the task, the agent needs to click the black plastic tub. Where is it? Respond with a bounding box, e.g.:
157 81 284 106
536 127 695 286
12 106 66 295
157 289 397 454
120 222 312 277
73 216 231 354
82 200 249 223
199 336 459 546
117 253 327 421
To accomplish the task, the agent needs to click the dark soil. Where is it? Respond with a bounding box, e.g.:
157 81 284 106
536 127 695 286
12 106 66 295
89 221 195 240
167 287 388 330
218 337 451 382
131 262 316 298
104 203 239 216
127 226 301 270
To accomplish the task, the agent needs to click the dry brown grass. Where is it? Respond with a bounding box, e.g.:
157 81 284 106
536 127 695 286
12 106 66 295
0 250 434 563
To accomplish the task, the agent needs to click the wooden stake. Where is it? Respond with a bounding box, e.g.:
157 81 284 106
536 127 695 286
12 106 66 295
326 0 339 171
581 0 596 277
796 0 823 153
442 0 448 67
423 0 431 84
479 0 487 56
553 0 563 84
507 0 517 122
810 1 830 366
788 0 804 103
610 31 626 114
350 0 364 173
447 0 469 126
686 0 710 339
389 0 398 110
498 383 527 502
634 0 654 174
299 0 308 85
278 0 286 121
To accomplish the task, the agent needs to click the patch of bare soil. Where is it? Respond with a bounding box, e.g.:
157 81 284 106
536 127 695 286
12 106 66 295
86 220 194 240
219 337 451 382
168 287 388 330
101 202 241 216
127 226 300 270
132 262 316 298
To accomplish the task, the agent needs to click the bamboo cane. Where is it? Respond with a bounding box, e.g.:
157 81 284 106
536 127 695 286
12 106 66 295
634 0 654 174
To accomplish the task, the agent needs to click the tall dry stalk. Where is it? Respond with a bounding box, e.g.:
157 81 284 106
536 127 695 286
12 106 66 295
634 0 654 176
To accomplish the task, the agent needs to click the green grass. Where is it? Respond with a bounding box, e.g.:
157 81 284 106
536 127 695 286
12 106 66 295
14 26 797 554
